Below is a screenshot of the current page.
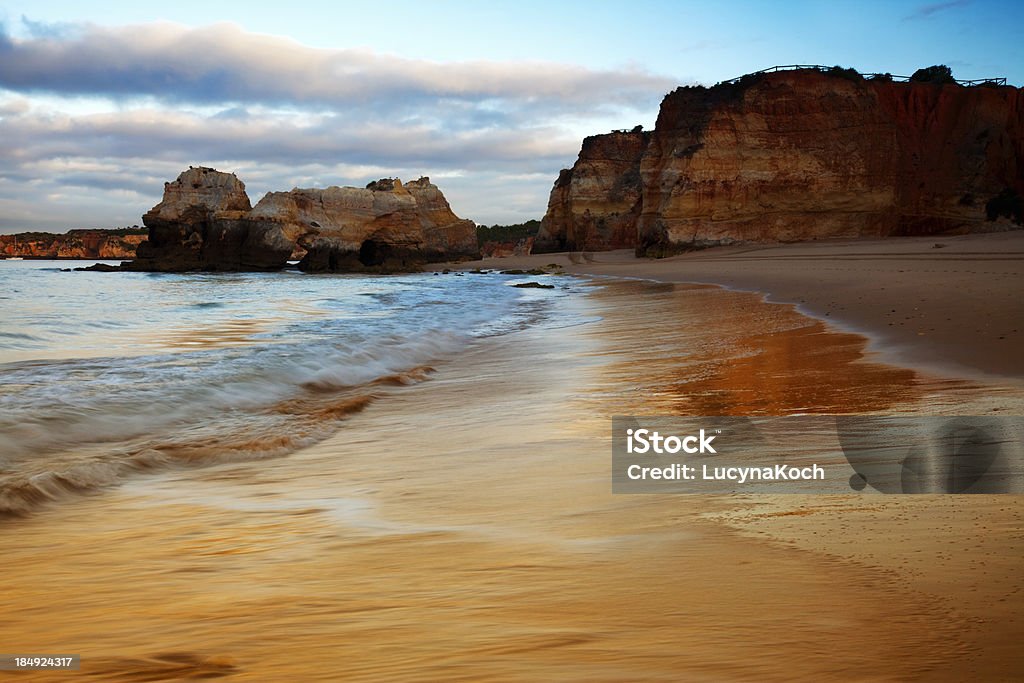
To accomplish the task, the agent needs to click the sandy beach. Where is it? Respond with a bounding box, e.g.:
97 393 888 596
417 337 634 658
460 231 1024 380
2 237 1023 680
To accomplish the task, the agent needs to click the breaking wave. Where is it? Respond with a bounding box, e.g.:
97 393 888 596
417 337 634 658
0 265 580 515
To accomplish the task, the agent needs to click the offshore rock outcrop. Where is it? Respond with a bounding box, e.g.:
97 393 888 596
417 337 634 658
126 168 478 272
128 167 276 271
255 177 478 273
537 69 1024 254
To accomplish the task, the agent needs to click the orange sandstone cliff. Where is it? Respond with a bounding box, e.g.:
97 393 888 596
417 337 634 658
536 69 1023 254
537 130 650 252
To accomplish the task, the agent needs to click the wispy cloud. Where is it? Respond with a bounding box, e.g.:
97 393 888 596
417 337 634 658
16 15 83 40
904 0 972 20
0 20 671 112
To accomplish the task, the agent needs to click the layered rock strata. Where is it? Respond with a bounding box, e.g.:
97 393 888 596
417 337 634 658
127 168 478 272
537 69 1023 254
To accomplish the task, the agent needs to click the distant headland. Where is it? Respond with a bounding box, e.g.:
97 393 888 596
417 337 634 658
1 228 147 260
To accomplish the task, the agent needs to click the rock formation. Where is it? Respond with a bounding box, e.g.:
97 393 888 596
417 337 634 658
0 230 146 259
251 177 477 273
128 167 283 271
537 69 1024 254
126 168 478 272
476 219 540 258
534 130 650 252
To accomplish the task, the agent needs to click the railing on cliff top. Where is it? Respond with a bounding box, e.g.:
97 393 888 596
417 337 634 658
720 65 1006 87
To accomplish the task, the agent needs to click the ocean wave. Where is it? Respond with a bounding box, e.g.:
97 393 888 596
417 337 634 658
0 269 582 515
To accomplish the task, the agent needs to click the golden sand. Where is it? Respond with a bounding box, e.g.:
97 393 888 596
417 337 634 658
1 276 1022 681
468 231 1024 379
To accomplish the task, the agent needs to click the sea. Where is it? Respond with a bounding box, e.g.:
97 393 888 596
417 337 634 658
0 259 582 515
5 258 1024 518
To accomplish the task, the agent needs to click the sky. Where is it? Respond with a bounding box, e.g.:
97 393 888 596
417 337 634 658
0 0 1021 232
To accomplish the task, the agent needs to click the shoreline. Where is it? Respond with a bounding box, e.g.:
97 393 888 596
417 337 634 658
0 280 1005 680
445 230 1024 382
1 256 1022 679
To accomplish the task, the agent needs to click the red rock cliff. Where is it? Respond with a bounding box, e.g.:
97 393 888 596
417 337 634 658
537 69 1023 254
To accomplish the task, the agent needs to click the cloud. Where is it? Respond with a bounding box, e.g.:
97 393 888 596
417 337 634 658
0 106 581 169
0 20 673 112
17 15 82 40
0 95 30 115
904 0 972 20
0 19 675 231
0 103 592 229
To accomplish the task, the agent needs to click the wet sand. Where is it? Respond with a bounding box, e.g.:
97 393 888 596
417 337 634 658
2 277 1023 680
461 231 1024 380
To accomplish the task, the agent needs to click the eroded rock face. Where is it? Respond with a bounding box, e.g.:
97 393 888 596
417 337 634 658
128 167 280 271
534 131 650 252
127 170 477 272
538 70 1024 254
252 177 476 272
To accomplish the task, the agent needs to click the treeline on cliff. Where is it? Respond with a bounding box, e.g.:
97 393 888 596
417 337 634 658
5 227 147 240
475 220 540 258
476 220 541 245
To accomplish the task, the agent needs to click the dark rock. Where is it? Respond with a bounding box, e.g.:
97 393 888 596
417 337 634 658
74 263 124 272
513 281 555 289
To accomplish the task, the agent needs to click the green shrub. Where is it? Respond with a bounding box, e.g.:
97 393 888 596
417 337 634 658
476 219 542 244
910 65 956 84
826 65 862 82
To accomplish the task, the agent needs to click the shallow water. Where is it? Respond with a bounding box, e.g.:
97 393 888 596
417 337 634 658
0 260 582 514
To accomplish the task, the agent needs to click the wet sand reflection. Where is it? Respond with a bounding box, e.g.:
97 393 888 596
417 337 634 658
0 279 1021 680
